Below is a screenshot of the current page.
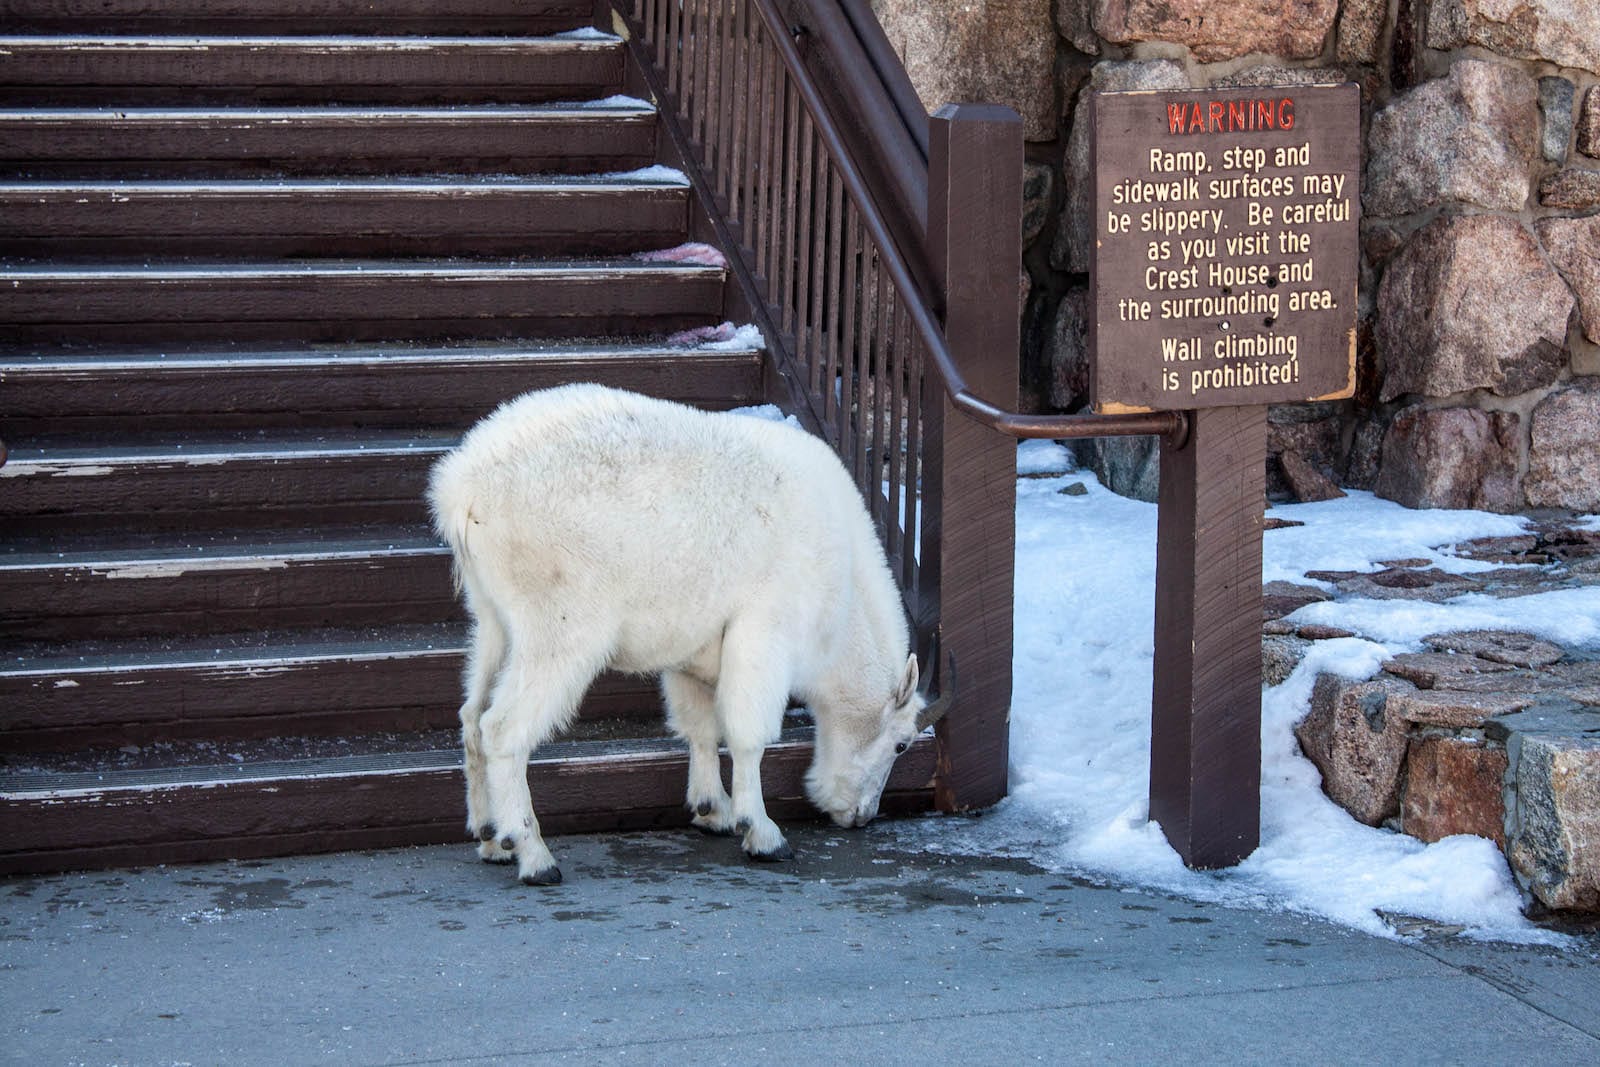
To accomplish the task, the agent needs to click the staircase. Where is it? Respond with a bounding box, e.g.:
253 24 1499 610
0 0 800 874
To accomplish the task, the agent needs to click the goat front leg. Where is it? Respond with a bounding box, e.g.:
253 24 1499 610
729 743 792 861
714 630 793 862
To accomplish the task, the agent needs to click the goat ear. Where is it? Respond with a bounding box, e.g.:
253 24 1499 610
894 654 919 707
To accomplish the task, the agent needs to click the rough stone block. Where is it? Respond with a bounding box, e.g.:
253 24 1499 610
1052 59 1188 274
1404 736 1509 846
1427 0 1600 78
1536 215 1600 344
1538 76 1576 163
1263 635 1310 688
1525 380 1600 512
1047 287 1089 409
1538 167 1600 209
1072 434 1159 501
1092 0 1339 63
1262 580 1332 621
1295 674 1418 826
1055 0 1101 54
1378 215 1571 401
1580 87 1600 158
1022 161 1054 249
1505 706 1600 913
1424 630 1565 668
1381 650 1519 689
1278 449 1346 502
1391 688 1537 729
873 0 1058 141
1365 60 1538 217
1374 407 1522 513
1337 0 1390 64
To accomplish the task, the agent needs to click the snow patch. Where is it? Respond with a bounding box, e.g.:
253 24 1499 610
551 27 621 41
636 242 728 268
892 457 1592 945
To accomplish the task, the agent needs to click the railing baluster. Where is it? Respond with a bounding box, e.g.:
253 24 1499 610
798 115 818 388
821 165 843 428
779 82 798 334
754 31 774 282
838 204 858 461
667 0 680 102
887 293 906 573
691 0 708 146
903 330 922 596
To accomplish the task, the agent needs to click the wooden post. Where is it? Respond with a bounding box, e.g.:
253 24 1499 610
1149 406 1265 868
924 104 1020 811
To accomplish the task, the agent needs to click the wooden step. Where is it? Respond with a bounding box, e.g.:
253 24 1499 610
0 339 766 435
0 258 727 345
0 430 452 532
0 173 691 258
0 527 456 641
0 102 657 178
0 34 626 105
0 729 939 875
0 0 597 36
0 624 672 750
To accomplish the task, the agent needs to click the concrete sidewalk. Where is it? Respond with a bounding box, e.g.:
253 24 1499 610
5 821 1598 1065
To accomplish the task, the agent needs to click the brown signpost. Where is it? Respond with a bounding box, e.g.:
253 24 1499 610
1090 84 1360 868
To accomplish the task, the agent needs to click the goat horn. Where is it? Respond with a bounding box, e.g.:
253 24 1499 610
914 644 956 732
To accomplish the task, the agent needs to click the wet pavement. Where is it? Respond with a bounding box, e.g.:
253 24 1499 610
4 821 1598 1065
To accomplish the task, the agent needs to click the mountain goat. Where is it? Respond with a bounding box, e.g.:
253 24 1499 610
428 384 946 886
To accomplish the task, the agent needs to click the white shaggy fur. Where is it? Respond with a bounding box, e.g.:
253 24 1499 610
428 384 925 884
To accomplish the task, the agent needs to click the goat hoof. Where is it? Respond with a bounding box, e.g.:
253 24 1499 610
735 817 753 833
746 842 794 863
691 817 734 838
696 800 713 816
520 866 563 887
476 825 496 842
499 835 517 851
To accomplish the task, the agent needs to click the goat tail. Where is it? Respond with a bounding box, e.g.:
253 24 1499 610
427 450 479 598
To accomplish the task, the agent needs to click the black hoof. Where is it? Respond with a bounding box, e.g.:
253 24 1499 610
520 866 563 886
476 825 496 842
746 842 795 863
696 800 713 816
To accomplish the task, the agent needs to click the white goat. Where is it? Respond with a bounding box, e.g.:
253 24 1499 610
428 383 939 885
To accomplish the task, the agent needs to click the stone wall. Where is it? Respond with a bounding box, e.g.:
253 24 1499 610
871 0 1600 511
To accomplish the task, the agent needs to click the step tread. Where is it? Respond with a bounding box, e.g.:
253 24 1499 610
1 727 819 797
0 524 445 568
0 335 755 370
0 100 654 119
0 171 690 194
1 256 720 279
0 33 621 48
2 621 465 674
2 427 459 466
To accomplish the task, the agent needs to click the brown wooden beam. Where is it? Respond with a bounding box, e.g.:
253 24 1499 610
1150 406 1266 868
925 104 1020 812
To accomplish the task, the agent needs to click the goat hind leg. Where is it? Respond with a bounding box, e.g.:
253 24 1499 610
458 589 511 862
715 631 793 861
480 657 594 885
663 671 734 836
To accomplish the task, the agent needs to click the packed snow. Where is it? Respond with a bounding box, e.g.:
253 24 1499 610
906 439 1599 944
730 411 1600 943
